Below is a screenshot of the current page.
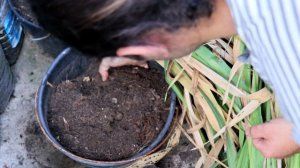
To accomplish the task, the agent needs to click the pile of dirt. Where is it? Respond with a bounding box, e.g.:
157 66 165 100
48 61 170 161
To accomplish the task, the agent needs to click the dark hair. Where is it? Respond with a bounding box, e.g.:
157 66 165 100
29 0 215 57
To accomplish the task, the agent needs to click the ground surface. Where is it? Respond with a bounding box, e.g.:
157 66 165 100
0 35 199 168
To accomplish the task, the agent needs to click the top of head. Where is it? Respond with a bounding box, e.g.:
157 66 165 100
29 0 214 57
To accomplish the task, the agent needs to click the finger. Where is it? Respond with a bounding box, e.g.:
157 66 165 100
100 71 108 81
98 65 108 81
249 124 268 139
99 59 110 81
110 57 147 68
252 138 267 153
252 138 276 158
138 63 149 69
117 46 169 59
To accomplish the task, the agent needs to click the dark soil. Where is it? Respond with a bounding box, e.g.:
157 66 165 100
12 0 39 25
48 61 170 161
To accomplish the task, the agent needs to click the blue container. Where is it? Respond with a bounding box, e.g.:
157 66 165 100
0 0 24 65
36 48 177 167
7 0 67 57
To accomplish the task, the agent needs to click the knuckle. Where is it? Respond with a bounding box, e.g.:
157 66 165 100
249 127 258 136
256 124 265 130
251 124 266 135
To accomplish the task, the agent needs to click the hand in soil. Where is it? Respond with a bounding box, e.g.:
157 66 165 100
99 56 148 81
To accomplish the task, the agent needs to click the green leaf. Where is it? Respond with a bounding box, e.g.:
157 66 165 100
226 130 237 168
237 142 249 168
192 46 250 93
247 140 264 168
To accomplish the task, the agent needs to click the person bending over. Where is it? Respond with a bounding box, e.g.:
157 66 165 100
29 0 300 159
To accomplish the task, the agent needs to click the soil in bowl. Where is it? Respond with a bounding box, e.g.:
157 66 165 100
48 60 170 161
12 0 38 25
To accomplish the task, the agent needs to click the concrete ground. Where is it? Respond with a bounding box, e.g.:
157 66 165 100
0 35 199 168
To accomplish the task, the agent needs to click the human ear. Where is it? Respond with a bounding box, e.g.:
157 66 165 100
116 45 170 60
